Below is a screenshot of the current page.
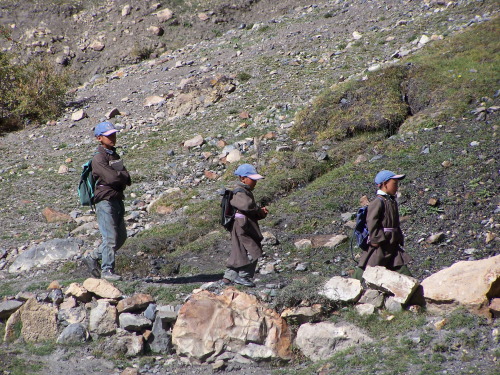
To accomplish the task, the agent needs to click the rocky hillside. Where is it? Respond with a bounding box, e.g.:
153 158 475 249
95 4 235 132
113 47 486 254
0 0 499 374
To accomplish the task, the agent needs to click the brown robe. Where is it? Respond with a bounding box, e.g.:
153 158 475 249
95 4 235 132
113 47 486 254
358 194 412 269
227 182 266 268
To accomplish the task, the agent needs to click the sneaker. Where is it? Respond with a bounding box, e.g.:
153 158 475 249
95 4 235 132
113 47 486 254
234 276 256 288
83 255 100 278
101 270 122 281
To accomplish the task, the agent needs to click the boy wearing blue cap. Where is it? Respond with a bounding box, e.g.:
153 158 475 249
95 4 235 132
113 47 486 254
354 170 412 279
222 164 268 287
83 121 131 281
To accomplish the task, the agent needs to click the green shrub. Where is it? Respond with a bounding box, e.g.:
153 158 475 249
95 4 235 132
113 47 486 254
0 54 70 129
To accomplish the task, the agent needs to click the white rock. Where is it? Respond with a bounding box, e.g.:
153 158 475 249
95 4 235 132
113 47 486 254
319 276 362 303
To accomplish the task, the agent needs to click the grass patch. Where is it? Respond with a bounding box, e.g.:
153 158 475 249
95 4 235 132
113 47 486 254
292 18 500 142
292 65 410 141
26 341 56 356
274 274 331 311
143 284 199 304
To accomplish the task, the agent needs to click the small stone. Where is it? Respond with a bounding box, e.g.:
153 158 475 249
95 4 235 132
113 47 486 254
434 318 447 330
426 232 445 244
441 160 452 168
71 109 87 121
294 239 312 250
352 31 362 40
156 8 173 22
485 232 496 244
106 108 121 119
89 40 105 51
58 165 69 174
427 198 439 206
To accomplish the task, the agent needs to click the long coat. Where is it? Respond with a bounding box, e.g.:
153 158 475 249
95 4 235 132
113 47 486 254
227 182 266 268
358 194 412 269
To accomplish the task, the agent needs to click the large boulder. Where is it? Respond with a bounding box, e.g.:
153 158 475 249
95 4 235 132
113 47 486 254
295 321 373 361
8 238 83 273
172 288 292 362
19 298 58 343
421 255 500 318
363 266 420 305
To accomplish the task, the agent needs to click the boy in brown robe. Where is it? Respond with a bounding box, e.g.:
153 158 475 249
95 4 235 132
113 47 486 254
354 170 412 280
222 164 268 287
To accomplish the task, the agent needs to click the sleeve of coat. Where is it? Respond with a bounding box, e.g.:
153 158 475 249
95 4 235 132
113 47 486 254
367 198 386 245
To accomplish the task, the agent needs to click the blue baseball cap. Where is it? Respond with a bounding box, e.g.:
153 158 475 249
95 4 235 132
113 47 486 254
374 170 406 185
94 121 119 137
234 164 264 180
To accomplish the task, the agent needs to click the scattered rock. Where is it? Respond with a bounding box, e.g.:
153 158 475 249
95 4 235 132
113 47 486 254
172 288 292 361
83 278 122 299
421 255 500 318
71 109 87 121
19 298 58 343
319 276 362 303
426 232 445 244
117 293 154 313
42 207 73 223
295 322 372 361
363 266 420 305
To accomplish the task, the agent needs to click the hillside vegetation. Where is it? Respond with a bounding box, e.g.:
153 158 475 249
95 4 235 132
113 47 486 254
0 0 498 374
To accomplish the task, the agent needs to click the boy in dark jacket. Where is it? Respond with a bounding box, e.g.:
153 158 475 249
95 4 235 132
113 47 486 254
354 170 412 279
83 121 131 281
222 164 268 287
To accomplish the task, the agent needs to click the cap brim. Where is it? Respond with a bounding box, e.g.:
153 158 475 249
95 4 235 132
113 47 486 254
101 129 119 136
247 174 264 180
392 174 406 180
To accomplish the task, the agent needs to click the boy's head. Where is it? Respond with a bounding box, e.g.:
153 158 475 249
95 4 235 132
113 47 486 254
234 164 263 190
94 121 119 149
375 170 405 195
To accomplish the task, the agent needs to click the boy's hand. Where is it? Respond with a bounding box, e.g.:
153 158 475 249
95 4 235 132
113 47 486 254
260 207 269 217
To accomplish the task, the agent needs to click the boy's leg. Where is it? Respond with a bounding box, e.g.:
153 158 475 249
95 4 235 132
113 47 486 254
237 260 257 280
95 200 125 272
223 268 238 282
115 200 127 251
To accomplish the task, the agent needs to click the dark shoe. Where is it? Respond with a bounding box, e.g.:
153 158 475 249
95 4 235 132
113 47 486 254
83 255 100 278
101 270 122 281
234 276 255 288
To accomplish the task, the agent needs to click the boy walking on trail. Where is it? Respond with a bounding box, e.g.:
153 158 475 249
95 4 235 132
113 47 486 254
83 121 131 281
354 170 412 280
222 164 268 288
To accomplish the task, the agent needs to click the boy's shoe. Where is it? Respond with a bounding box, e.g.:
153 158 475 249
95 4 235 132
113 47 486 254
101 270 122 281
234 276 256 288
83 255 101 278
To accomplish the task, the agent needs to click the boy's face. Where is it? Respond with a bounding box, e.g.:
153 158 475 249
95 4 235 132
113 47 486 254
97 133 117 149
381 178 399 195
241 176 257 190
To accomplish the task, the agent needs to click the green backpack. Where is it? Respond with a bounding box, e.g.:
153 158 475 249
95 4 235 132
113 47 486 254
78 157 97 207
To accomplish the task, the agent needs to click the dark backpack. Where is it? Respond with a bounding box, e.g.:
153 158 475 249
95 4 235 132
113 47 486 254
219 187 244 231
349 196 384 262
78 158 97 207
